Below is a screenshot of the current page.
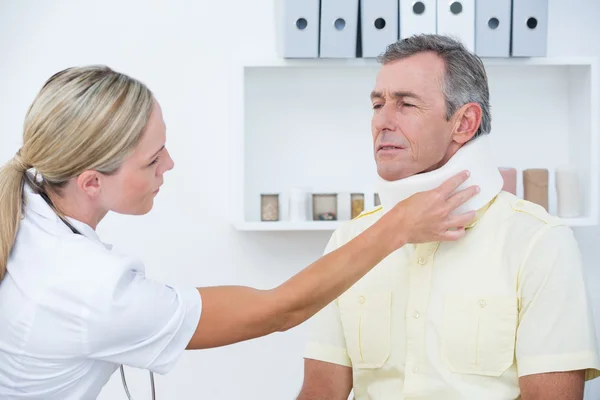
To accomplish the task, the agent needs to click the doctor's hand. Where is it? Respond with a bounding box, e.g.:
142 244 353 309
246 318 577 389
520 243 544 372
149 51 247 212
381 170 479 248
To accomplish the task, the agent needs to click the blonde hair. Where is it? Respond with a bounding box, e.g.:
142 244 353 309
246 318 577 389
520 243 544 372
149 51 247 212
0 65 154 281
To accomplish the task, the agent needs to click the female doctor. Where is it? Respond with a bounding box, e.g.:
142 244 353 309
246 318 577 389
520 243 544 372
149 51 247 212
0 66 478 399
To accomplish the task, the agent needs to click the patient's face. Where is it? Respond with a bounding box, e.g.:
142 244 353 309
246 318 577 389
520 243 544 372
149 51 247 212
370 51 457 181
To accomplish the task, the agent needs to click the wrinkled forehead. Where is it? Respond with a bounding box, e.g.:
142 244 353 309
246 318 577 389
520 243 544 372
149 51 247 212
373 52 446 100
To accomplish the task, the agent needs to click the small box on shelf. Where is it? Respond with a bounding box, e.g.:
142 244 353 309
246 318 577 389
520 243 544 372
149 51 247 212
260 194 280 221
289 187 310 222
555 165 582 218
374 193 381 207
498 167 517 195
351 193 365 219
312 194 338 221
523 168 549 211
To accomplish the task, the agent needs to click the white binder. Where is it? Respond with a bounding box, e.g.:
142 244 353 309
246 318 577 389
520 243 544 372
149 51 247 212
399 0 437 39
437 0 475 52
361 0 398 58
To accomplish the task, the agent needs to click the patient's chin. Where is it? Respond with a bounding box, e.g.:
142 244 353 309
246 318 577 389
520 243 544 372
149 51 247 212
377 166 413 182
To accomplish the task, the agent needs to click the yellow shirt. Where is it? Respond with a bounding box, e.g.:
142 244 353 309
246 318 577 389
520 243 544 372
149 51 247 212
304 191 600 399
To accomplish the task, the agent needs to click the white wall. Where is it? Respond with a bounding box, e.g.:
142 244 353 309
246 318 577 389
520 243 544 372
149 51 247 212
1 0 599 399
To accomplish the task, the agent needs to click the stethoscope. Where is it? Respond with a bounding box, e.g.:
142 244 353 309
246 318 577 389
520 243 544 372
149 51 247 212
39 190 157 400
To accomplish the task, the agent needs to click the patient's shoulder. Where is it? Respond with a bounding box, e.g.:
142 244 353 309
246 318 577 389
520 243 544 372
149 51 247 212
332 206 384 245
493 191 564 229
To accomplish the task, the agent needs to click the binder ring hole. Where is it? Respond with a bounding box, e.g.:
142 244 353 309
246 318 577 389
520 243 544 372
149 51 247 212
488 17 500 29
296 18 308 30
526 17 538 29
412 1 426 15
334 18 346 30
374 18 386 30
450 1 463 15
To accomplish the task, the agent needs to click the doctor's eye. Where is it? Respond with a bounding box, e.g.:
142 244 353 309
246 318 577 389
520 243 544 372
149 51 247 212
149 156 159 166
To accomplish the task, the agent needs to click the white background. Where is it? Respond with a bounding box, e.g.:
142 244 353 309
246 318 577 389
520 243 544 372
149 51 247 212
1 0 600 399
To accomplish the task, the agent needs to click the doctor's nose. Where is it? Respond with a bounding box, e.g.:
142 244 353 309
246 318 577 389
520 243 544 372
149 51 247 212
162 149 175 173
167 151 174 171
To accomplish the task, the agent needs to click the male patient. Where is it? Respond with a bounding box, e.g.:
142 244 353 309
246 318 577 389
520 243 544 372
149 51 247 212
297 34 600 400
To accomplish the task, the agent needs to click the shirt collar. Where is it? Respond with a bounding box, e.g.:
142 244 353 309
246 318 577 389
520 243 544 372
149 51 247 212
465 195 497 229
409 195 496 251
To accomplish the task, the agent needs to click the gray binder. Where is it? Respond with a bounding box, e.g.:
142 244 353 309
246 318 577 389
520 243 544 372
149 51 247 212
475 0 511 57
511 0 548 57
281 0 320 58
399 0 437 39
320 0 360 58
361 0 398 58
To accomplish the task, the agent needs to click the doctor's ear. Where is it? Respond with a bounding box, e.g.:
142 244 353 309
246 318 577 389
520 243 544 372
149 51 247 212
451 102 482 145
76 171 102 197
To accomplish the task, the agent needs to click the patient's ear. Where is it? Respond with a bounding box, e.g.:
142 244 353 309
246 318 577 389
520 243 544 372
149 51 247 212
451 102 482 144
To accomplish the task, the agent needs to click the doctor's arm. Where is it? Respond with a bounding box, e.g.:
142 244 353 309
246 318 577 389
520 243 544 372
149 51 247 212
186 171 478 350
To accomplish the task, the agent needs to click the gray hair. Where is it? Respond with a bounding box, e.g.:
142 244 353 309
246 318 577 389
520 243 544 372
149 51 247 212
377 34 491 138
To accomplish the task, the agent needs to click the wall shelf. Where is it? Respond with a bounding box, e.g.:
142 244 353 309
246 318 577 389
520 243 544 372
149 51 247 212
229 57 599 231
234 221 343 232
234 216 596 232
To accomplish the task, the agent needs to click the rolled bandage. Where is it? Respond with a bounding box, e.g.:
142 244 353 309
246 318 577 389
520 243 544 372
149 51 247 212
498 167 517 195
555 166 581 218
523 168 549 211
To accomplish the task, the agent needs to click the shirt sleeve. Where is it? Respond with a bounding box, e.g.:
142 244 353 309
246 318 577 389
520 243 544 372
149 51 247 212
84 257 202 375
516 224 600 380
303 230 352 367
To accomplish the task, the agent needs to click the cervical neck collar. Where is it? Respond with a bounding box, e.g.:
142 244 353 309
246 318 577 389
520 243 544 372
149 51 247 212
375 135 503 215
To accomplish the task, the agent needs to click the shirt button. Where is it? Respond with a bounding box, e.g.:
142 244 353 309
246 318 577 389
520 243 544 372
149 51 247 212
413 365 420 373
412 311 420 319
417 257 426 265
479 299 487 308
358 296 366 304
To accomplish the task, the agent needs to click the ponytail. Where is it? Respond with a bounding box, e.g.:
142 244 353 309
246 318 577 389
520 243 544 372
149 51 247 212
0 156 28 281
0 65 154 281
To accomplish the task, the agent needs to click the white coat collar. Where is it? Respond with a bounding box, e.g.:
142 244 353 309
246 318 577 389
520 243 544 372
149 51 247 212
374 135 503 215
64 217 113 250
23 179 59 221
23 178 112 251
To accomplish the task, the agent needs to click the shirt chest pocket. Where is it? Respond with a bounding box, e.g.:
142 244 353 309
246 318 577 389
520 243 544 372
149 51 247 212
338 291 392 369
441 295 518 376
